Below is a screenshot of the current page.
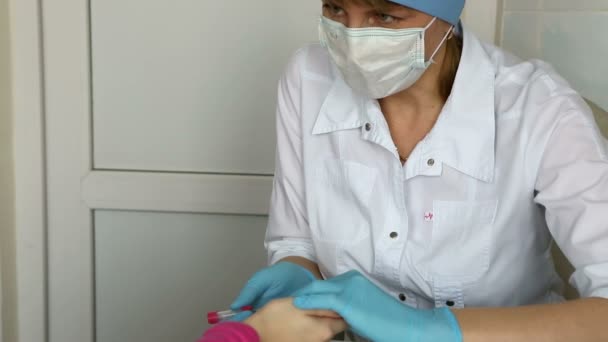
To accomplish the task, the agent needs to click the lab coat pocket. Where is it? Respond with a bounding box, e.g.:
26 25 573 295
310 159 377 244
424 200 498 282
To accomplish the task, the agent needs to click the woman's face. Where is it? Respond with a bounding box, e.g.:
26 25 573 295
321 0 453 59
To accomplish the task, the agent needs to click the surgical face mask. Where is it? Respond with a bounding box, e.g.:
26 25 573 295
318 16 453 99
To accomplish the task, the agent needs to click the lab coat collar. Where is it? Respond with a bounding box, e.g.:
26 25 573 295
429 27 496 183
311 73 370 135
312 27 496 183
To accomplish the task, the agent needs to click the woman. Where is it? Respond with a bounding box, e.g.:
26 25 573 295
232 0 608 341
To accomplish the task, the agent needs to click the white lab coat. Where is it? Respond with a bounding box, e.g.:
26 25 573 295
265 27 608 309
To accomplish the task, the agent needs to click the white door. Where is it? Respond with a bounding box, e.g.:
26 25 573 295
31 1 501 342
42 1 319 341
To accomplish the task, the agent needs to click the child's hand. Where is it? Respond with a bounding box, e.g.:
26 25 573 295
245 298 345 342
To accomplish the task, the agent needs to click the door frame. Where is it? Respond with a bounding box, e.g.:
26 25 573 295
9 0 47 341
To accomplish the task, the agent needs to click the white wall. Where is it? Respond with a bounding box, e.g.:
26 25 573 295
462 0 502 44
500 0 608 111
0 0 16 340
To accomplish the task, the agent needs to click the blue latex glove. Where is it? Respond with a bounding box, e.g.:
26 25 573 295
293 271 463 342
229 261 316 321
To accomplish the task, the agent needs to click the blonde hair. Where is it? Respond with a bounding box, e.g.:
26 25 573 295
439 35 463 101
353 0 463 100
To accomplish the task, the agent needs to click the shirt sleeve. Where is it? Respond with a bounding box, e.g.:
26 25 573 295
197 322 259 342
534 100 608 299
265 48 318 266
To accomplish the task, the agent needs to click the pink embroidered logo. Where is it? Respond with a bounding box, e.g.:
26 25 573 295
424 212 434 222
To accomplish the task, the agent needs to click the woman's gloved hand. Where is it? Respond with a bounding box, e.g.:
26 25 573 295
230 261 316 321
293 270 463 342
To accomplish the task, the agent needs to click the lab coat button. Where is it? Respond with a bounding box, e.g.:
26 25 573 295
399 293 407 301
427 158 435 167
446 300 455 307
390 232 399 239
365 123 372 131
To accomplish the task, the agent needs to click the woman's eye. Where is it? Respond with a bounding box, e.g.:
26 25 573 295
323 4 345 16
377 13 396 24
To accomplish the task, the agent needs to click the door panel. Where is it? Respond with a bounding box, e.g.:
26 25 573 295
95 210 268 342
91 0 320 174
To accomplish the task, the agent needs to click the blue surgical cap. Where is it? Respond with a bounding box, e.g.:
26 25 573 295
389 0 465 26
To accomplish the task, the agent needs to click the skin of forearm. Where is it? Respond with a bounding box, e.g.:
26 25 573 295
280 256 324 280
455 297 608 342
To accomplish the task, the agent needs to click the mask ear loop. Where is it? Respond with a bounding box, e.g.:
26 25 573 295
424 17 438 29
428 25 455 65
